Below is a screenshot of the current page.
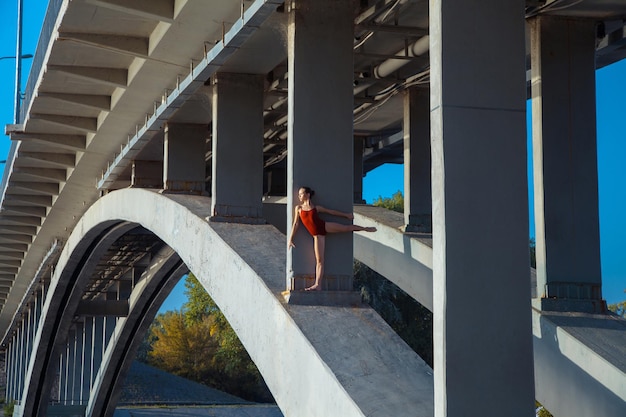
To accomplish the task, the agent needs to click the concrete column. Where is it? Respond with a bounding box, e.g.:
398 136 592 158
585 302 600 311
71 323 83 404
354 137 365 204
529 16 604 313
430 1 535 416
6 338 15 401
163 123 207 194
81 317 93 403
211 72 265 223
65 329 76 404
286 0 354 291
59 341 68 404
90 316 104 389
132 159 163 189
17 322 24 401
404 87 431 232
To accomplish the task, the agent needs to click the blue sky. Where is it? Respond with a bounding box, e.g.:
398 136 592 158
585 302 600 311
1 0 623 308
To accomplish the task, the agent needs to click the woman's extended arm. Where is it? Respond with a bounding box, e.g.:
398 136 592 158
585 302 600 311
288 205 301 248
317 205 354 220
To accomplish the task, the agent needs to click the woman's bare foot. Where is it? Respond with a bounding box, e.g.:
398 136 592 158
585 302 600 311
305 284 321 291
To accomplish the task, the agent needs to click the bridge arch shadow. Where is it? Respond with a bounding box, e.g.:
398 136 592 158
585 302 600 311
19 188 433 417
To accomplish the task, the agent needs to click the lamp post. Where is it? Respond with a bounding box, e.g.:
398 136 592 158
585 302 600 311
14 0 25 124
0 54 33 61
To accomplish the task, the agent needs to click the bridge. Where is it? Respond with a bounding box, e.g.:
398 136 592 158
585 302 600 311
1 0 625 416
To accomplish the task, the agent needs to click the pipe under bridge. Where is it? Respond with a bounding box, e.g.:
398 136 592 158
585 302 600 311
1 0 625 416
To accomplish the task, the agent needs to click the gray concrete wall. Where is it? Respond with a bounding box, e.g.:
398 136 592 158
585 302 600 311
430 1 535 414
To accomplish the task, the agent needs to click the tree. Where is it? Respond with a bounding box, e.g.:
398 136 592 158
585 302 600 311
608 298 625 318
145 274 273 402
373 190 404 212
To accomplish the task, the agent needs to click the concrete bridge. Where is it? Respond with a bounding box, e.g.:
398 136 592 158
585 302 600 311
1 1 625 416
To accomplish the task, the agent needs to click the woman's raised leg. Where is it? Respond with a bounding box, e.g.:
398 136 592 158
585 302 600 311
325 222 376 233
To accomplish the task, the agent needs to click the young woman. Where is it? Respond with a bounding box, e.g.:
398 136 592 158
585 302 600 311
288 186 376 291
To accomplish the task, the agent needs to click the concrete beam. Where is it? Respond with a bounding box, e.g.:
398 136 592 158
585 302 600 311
3 195 53 208
8 182 59 196
85 0 175 23
29 114 97 134
10 133 86 151
58 32 149 59
75 300 129 317
17 152 75 168
0 215 42 227
47 65 128 88
37 93 111 111
2 205 48 218
0 235 33 244
12 167 66 182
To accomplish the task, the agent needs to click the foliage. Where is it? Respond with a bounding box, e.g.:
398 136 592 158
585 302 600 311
535 401 554 417
608 299 626 318
353 261 433 366
3 401 14 417
372 190 404 213
145 274 273 402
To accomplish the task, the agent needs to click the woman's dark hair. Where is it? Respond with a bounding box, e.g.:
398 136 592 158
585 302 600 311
301 186 315 197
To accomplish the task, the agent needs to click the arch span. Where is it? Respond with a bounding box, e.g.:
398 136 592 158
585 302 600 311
21 189 433 417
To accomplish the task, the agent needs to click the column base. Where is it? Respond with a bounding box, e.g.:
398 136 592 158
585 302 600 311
403 214 432 233
207 216 267 225
532 297 609 314
282 290 362 307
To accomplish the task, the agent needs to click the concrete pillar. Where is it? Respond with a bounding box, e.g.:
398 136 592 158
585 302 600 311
81 317 93 403
529 16 604 313
286 0 354 291
211 72 265 223
430 1 535 416
71 323 83 404
354 137 365 204
17 322 24 401
65 329 76 404
59 341 68 404
132 159 163 189
6 338 15 401
163 123 207 194
404 87 431 232
90 316 104 389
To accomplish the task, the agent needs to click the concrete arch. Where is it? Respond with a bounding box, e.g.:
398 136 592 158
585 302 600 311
20 221 139 416
21 189 433 417
87 246 188 417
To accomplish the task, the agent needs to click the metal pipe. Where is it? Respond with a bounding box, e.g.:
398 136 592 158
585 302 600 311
373 35 430 79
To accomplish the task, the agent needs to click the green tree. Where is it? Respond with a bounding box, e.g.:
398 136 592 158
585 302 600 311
145 274 273 402
373 190 404 212
608 298 626 318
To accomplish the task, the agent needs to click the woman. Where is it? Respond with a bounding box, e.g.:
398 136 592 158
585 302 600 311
288 186 376 291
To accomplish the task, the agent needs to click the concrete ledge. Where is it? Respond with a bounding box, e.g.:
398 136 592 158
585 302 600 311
282 290 363 307
533 297 608 314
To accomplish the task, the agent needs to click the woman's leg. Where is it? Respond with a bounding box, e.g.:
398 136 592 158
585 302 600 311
306 235 325 291
325 222 376 233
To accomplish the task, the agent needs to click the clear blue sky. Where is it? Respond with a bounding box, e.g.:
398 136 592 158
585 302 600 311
1 0 623 309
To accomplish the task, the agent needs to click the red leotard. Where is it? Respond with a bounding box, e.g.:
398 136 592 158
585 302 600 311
299 208 327 236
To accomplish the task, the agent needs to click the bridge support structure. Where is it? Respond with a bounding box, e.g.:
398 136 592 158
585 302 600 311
403 86 431 233
285 0 355 293
529 15 606 314
430 1 536 416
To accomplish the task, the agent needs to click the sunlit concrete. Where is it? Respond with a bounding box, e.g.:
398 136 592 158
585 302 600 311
20 189 433 417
